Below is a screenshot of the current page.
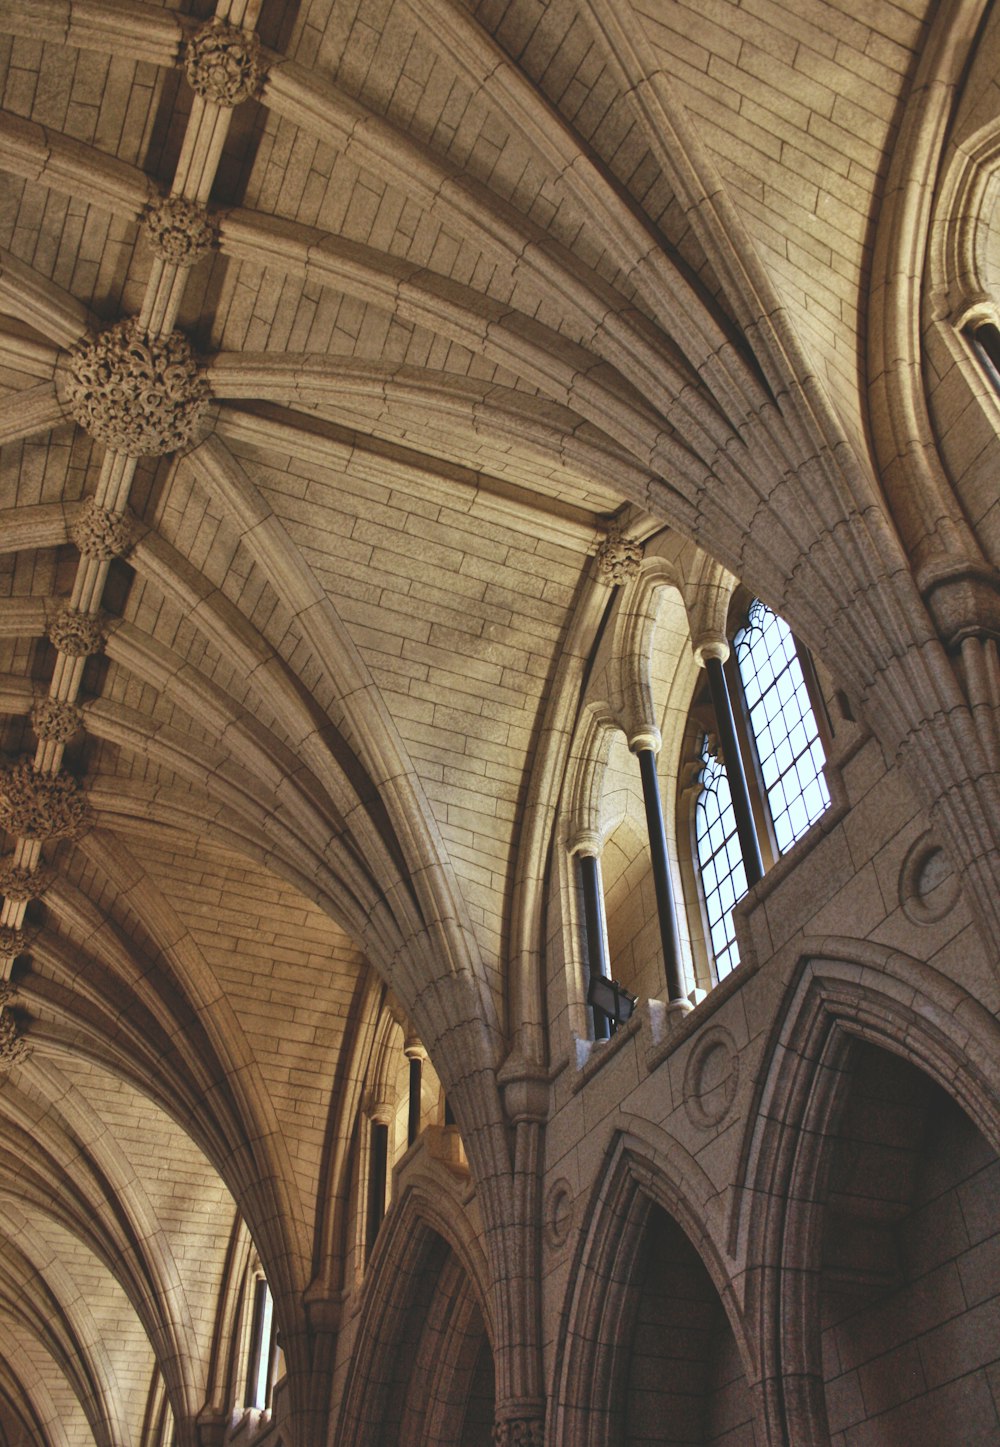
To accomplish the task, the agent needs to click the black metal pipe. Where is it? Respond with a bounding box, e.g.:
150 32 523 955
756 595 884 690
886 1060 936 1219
635 747 687 1005
704 654 764 887
579 852 611 1039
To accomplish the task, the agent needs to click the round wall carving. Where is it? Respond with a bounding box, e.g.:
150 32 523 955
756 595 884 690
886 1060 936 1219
65 320 210 457
899 832 960 924
544 1177 575 1247
683 1027 739 1130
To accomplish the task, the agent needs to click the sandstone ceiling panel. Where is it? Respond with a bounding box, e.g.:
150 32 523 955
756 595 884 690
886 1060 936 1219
0 0 944 1434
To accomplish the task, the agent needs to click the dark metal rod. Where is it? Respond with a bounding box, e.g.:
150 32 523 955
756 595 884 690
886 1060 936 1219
704 654 764 887
579 852 611 1039
636 747 687 1005
407 1056 421 1147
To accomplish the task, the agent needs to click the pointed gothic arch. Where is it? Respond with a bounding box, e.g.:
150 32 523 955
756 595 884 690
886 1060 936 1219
738 940 1000 1445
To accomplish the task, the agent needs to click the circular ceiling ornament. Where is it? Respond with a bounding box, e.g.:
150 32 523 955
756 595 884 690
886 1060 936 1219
71 500 134 561
185 18 264 107
48 608 104 658
0 979 30 1072
143 195 219 265
0 763 92 841
0 926 29 961
31 699 83 744
65 320 211 457
0 860 53 903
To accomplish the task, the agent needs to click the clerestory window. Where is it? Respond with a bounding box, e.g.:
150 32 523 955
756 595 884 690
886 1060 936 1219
693 599 830 981
245 1276 280 1411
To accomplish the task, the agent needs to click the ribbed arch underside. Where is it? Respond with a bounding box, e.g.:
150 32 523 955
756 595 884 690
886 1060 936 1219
0 0 992 1439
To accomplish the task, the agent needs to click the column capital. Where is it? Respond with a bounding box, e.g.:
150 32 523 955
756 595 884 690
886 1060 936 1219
627 725 661 754
692 631 730 668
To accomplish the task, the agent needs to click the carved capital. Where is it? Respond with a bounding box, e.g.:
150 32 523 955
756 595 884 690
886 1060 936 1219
493 1417 545 1447
595 527 643 586
48 608 104 658
144 195 218 265
65 320 210 457
185 19 264 106
32 698 83 744
0 763 92 841
0 860 53 903
71 500 134 561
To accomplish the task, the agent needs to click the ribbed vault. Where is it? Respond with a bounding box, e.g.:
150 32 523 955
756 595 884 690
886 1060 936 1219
2 0 998 1442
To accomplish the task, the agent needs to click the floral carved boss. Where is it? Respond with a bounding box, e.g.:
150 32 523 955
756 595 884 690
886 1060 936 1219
65 320 211 457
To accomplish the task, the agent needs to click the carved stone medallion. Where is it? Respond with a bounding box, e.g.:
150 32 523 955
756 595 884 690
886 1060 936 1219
0 926 29 960
0 861 53 903
899 832 960 925
0 763 92 841
683 1027 739 1130
0 979 29 1069
144 195 218 265
48 608 104 658
71 500 134 561
65 320 210 457
32 699 83 744
185 18 264 107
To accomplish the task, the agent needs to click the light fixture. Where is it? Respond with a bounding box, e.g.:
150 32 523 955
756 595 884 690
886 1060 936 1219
587 975 638 1027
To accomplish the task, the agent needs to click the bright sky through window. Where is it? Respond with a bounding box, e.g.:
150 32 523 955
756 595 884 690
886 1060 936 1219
695 601 830 980
734 602 830 854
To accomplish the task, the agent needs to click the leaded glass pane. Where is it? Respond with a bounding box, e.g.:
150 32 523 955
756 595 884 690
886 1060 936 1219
734 600 830 854
694 736 746 980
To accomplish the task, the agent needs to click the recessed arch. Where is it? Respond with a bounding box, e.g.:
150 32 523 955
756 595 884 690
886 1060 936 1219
551 1123 759 1447
738 940 1000 1445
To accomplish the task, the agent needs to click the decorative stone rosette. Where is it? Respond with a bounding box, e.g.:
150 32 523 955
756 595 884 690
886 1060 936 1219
0 983 29 1071
0 763 92 841
31 699 83 744
185 18 264 106
48 608 104 658
0 860 52 903
144 195 218 265
595 527 643 585
71 500 134 561
0 926 29 961
65 319 211 457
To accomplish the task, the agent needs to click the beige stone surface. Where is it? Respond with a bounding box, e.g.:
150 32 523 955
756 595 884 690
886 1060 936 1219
2 0 1000 1443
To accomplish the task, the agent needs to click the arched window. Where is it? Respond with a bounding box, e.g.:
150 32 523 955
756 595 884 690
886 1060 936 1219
693 599 830 981
244 1275 281 1411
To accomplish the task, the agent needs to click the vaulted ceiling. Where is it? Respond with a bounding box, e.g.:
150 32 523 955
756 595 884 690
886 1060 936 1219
0 0 935 1440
